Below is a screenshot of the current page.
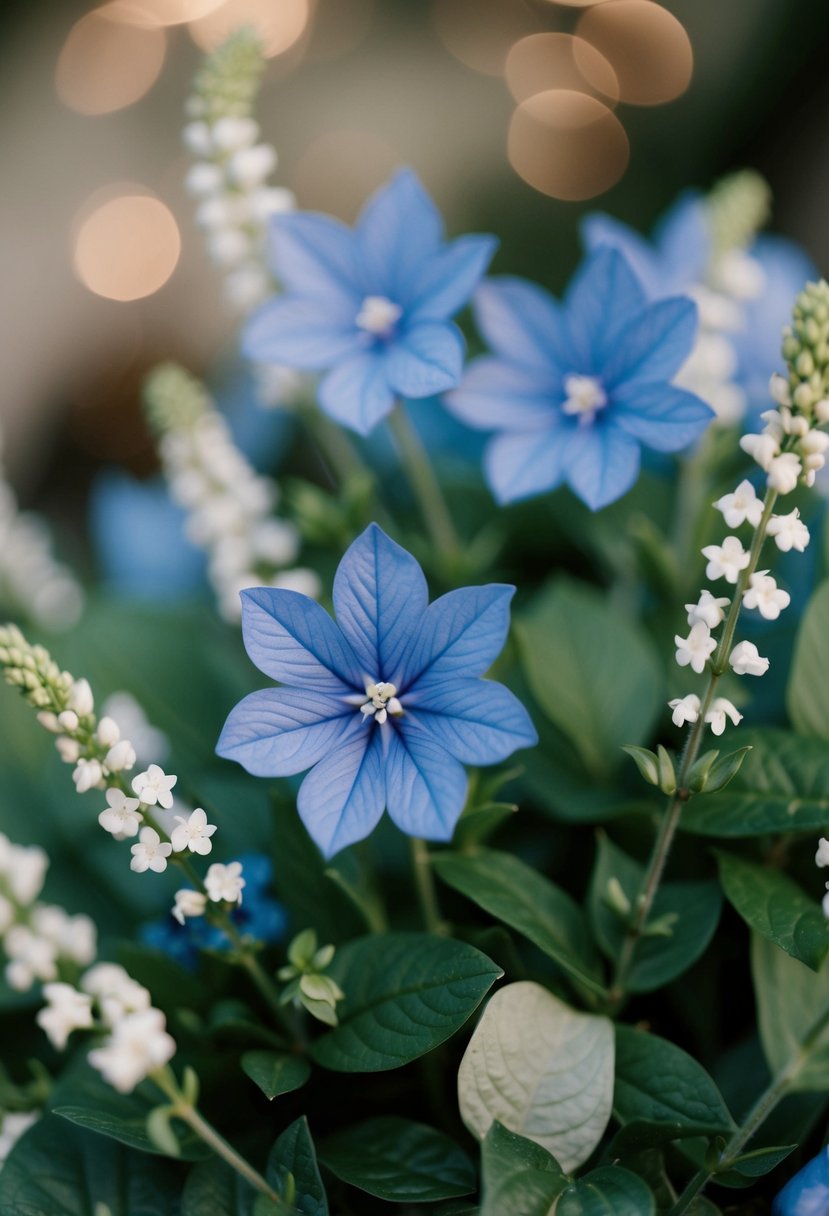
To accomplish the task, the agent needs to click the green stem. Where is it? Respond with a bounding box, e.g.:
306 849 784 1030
409 838 446 935
608 488 778 1008
297 400 366 487
388 405 461 567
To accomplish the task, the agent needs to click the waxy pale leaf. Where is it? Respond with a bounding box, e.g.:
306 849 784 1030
752 934 829 1092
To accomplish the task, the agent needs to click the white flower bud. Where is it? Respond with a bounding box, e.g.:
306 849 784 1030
57 710 78 732
55 736 80 764
227 144 277 189
184 162 224 197
96 717 121 747
767 452 802 494
182 121 213 157
740 432 779 471
211 116 259 151
68 679 94 717
105 740 136 773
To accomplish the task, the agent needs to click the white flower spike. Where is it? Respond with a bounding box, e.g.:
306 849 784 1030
729 640 770 677
674 623 717 675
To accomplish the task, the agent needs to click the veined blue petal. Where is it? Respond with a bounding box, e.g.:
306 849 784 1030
400 584 514 689
581 212 659 296
565 422 641 510
356 168 443 298
386 322 465 398
611 382 713 451
565 247 647 370
405 677 538 765
483 426 570 504
318 351 396 435
216 688 355 776
384 723 467 841
334 523 429 685
269 212 363 301
445 357 560 432
406 234 497 321
241 587 363 692
604 296 698 387
772 1147 829 1216
473 276 569 371
297 727 385 858
242 297 360 371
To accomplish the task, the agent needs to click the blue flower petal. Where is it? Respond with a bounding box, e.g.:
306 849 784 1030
334 523 429 685
611 382 713 452
356 168 443 298
483 425 570 503
241 587 363 692
216 688 355 777
565 247 648 369
652 192 710 291
581 212 658 295
446 357 560 433
269 212 363 301
773 1147 829 1216
318 351 396 435
400 584 514 688
386 322 465 398
604 296 698 387
385 723 467 840
406 234 498 320
565 422 641 510
406 677 538 764
242 297 360 370
473 276 569 371
297 726 386 857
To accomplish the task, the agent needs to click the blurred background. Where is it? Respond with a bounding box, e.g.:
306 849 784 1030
1 0 828 548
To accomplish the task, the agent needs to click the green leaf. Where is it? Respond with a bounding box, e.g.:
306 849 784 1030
182 1159 256 1216
319 1117 475 1202
241 1052 311 1101
432 848 605 998
459 981 614 1172
480 1122 567 1216
680 729 829 836
453 802 518 849
788 581 829 738
613 1024 734 1146
266 1116 328 1216
752 932 829 1091
310 932 502 1072
514 578 663 777
716 851 829 971
588 835 721 992
727 1144 796 1177
556 1167 655 1216
703 747 752 793
0 1115 181 1215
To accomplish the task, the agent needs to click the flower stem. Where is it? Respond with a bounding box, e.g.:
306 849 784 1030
388 405 461 568
297 400 366 488
608 488 778 1009
409 838 446 935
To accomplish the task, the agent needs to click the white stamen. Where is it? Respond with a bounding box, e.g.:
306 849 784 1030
356 296 402 337
562 374 607 422
360 680 403 723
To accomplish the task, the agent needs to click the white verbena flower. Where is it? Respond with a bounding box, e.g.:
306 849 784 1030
815 837 829 868
4 926 57 990
30 905 96 966
88 1007 176 1094
686 590 730 629
81 963 151 1027
205 861 245 905
740 432 779 471
704 697 743 736
98 789 143 838
96 717 120 747
742 571 791 620
129 827 172 875
713 479 764 528
105 740 137 774
701 536 751 584
170 808 217 856
172 889 207 925
72 758 103 794
36 982 94 1050
767 509 810 553
766 452 802 494
669 694 701 727
729 640 770 677
674 623 717 674
131 765 177 810
6 844 48 905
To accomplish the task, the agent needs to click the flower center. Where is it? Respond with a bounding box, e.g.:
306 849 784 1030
356 296 402 338
359 681 403 725
562 374 607 422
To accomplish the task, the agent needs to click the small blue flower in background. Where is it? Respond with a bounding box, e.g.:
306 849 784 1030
216 523 538 858
242 169 497 436
773 1147 829 1215
444 248 712 510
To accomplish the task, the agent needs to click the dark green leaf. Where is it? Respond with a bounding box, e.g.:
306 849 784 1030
266 1116 328 1216
480 1122 567 1216
241 1052 311 1101
432 848 605 997
319 1117 475 1202
310 933 502 1072
726 1144 796 1177
182 1159 256 1216
453 802 518 848
716 851 829 971
556 1166 655 1216
788 581 829 738
752 933 829 1091
117 941 206 1015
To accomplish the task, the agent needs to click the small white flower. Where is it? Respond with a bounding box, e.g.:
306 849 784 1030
211 115 259 151
172 889 207 926
815 837 829 868
57 710 78 733
129 827 172 874
182 120 213 157
67 678 94 717
4 926 57 987
81 963 151 1027
669 694 701 727
98 789 143 838
767 452 802 494
816 399 829 425
686 590 730 629
6 844 48 905
767 509 810 553
674 623 717 675
740 432 779 471
36 982 94 1050
701 536 750 584
29 907 94 966
823 883 829 920
56 736 80 764
170 808 217 856
713 480 764 529
769 373 792 407
729 640 770 677
72 758 103 794
184 161 224 196
704 697 743 736
88 1008 176 1093
0 1112 38 1165
227 143 277 189
36 711 61 733
96 717 120 748
105 740 137 773
742 572 791 621
205 861 245 905
131 765 177 809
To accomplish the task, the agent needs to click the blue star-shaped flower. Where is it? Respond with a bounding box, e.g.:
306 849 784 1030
216 524 537 858
444 248 713 510
242 169 497 436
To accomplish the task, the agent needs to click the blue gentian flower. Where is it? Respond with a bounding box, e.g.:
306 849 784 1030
444 248 712 509
216 524 538 858
241 169 497 436
773 1148 829 1216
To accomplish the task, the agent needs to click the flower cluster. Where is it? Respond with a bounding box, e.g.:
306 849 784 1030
144 363 319 622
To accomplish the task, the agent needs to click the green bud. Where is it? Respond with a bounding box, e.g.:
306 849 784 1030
687 748 720 793
703 746 752 793
641 911 679 938
622 744 659 787
300 993 339 1026
312 943 335 970
707 169 771 257
191 27 266 124
146 1105 181 1158
287 928 318 970
143 363 209 435
784 279 829 416
604 876 632 920
657 745 677 796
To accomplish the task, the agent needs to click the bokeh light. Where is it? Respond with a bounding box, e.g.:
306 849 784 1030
292 130 400 221
55 8 166 115
431 0 540 76
306 0 376 62
73 191 181 302
508 89 629 201
189 0 310 58
505 33 619 105
575 1 693 106
104 0 226 26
